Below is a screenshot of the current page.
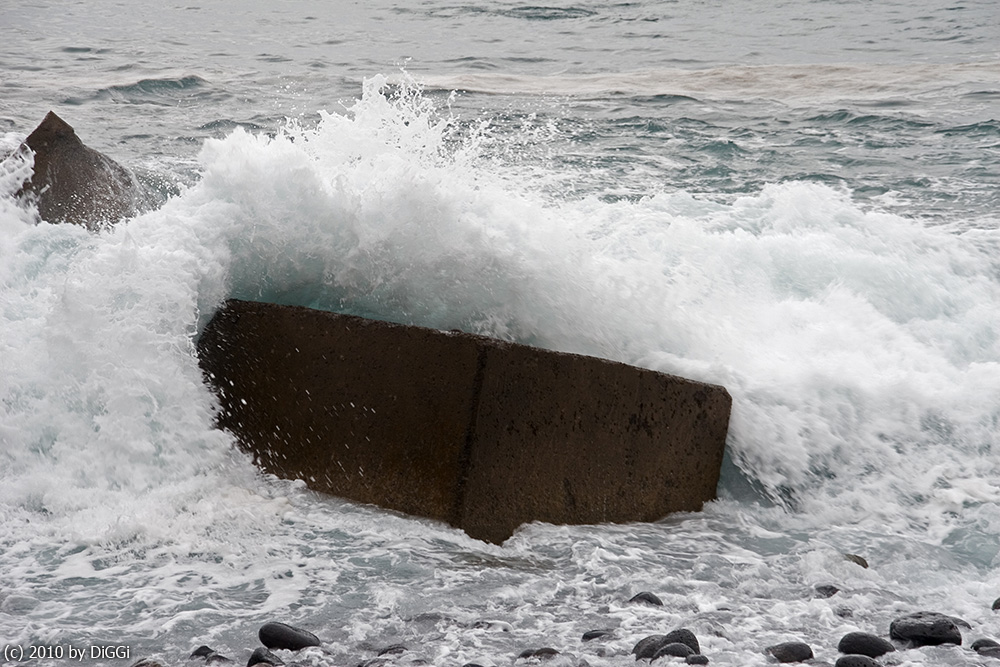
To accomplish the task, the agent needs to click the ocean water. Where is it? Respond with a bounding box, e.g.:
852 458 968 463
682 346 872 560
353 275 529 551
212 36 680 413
2 0 1000 665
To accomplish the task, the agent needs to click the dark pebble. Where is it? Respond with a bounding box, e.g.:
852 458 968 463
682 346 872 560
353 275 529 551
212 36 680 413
377 645 408 656
837 632 895 658
843 554 868 568
652 642 694 660
889 611 962 647
190 646 233 664
834 656 878 667
664 629 700 655
633 636 667 660
629 591 664 606
765 641 814 663
130 660 167 667
993 597 1000 611
248 647 284 667
973 638 1000 651
981 647 1000 659
814 585 839 598
518 648 559 660
258 622 321 651
686 656 709 665
462 664 487 667
582 629 614 641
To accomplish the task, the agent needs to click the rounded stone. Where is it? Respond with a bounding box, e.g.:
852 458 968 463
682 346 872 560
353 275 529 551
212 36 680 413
258 621 321 651
377 644 407 656
663 629 700 655
837 632 895 658
889 611 962 647
765 641 814 663
248 647 284 667
993 597 1000 611
973 638 1000 651
652 642 694 660
582 629 614 641
629 591 664 606
814 584 839 598
633 635 667 660
686 656 709 665
843 554 869 568
834 656 878 667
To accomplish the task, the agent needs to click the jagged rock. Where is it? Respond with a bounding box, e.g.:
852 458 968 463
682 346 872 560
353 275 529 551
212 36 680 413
765 642 813 663
9 111 149 229
258 621 321 651
629 591 664 606
836 632 894 658
197 299 732 544
834 656 878 667
888 611 962 647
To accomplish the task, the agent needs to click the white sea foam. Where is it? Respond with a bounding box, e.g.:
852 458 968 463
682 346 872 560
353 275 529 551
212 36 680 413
2 78 1000 665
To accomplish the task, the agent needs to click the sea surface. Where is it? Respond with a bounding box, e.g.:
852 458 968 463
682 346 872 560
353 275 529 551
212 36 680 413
2 0 1000 665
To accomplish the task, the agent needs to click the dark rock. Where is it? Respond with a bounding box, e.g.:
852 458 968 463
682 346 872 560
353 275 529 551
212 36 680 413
10 111 148 229
190 646 233 663
888 611 962 647
197 299 732 544
980 646 1000 659
814 585 839 598
582 630 614 641
377 645 407 656
633 636 668 660
765 642 813 663
993 597 1000 611
834 657 878 667
686 656 709 666
247 647 284 667
629 591 663 606
973 638 1000 651
652 643 695 660
843 554 868 569
836 632 895 658
131 660 167 667
258 621 321 650
663 630 700 656
462 664 487 667
518 648 559 660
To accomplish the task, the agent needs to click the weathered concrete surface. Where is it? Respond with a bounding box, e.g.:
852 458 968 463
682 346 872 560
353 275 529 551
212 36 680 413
10 111 147 229
197 299 732 543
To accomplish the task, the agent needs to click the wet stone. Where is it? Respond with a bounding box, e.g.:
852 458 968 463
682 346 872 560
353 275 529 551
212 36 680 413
843 554 869 568
629 591 664 607
834 656 879 667
248 647 284 667
633 636 667 660
765 642 814 663
663 629 700 656
973 638 1000 651
259 621 321 651
652 642 694 660
686 656 709 665
993 597 1000 611
889 611 962 647
189 646 233 663
814 585 839 598
582 630 614 642
518 648 560 660
836 632 895 658
378 645 408 656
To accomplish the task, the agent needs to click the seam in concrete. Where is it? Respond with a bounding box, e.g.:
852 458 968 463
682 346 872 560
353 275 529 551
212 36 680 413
452 342 489 525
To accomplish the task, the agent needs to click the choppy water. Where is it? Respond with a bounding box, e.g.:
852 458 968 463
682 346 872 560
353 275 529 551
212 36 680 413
2 1 1000 665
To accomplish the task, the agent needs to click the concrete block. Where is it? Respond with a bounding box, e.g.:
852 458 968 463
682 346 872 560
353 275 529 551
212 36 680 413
197 299 731 543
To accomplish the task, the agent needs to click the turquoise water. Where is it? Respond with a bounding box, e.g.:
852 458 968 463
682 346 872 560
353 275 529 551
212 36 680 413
2 1 1000 665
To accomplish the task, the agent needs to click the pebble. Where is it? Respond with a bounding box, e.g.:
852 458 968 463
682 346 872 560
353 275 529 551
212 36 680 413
888 611 963 647
652 642 694 660
247 647 284 667
686 656 709 665
836 632 895 658
629 591 664 607
258 621 321 651
814 585 839 598
582 629 614 641
834 656 879 667
765 641 814 663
